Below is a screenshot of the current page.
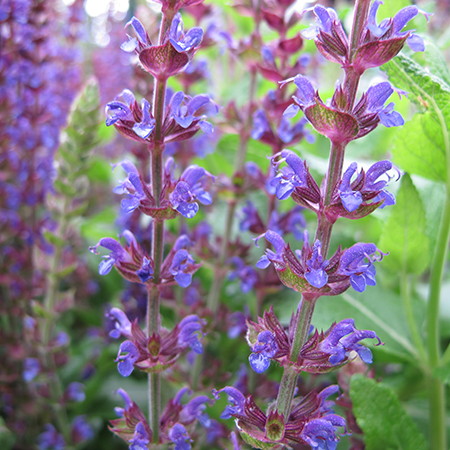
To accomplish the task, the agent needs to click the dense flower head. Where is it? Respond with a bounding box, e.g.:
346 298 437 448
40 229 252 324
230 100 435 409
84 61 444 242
302 2 430 73
282 75 404 143
246 307 382 373
112 310 206 376
212 385 346 448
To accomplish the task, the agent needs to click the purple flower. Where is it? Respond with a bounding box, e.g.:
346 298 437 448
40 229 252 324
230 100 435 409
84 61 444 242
365 82 404 128
338 162 363 212
339 243 385 292
106 90 155 140
72 416 94 444
228 311 249 339
89 236 132 276
114 388 133 417
170 165 215 218
129 422 150 450
170 250 195 287
121 17 150 53
112 160 146 214
319 319 382 364
269 150 309 201
169 423 193 450
178 315 206 354
115 341 139 377
228 257 258 293
251 110 272 140
23 357 40 382
248 330 278 373
37 424 65 450
367 1 431 52
305 240 329 288
107 307 133 339
65 382 85 402
212 387 246 419
169 13 203 53
169 91 217 133
180 395 213 427
302 5 338 38
254 230 286 269
300 415 345 450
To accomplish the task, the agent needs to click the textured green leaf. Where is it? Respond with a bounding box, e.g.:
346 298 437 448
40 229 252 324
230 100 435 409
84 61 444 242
378 174 430 274
350 375 427 450
391 113 446 182
422 37 450 87
383 54 450 182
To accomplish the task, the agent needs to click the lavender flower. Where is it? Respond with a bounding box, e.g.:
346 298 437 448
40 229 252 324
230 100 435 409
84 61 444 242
129 422 150 450
112 160 146 213
248 331 279 373
65 382 86 402
23 357 40 382
178 315 206 354
170 250 196 287
37 424 65 450
116 341 139 377
169 423 193 450
170 13 204 53
71 416 94 444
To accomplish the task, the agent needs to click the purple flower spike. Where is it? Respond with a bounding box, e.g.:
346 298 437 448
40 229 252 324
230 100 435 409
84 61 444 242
249 330 278 373
115 341 139 377
107 308 133 339
169 13 203 53
212 387 245 419
129 422 150 450
178 315 206 354
339 243 385 292
305 240 329 288
169 423 193 450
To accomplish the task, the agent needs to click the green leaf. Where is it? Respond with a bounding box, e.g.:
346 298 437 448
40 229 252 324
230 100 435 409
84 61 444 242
383 54 450 182
378 174 430 275
422 37 450 87
391 113 446 182
350 375 427 450
43 230 65 248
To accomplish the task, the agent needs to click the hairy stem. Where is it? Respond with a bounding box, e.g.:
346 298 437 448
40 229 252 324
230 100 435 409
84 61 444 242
275 297 316 419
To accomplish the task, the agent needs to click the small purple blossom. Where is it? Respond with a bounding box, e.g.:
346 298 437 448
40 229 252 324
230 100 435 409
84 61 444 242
212 387 245 419
121 17 150 52
89 236 132 276
169 423 193 450
319 318 382 364
23 357 40 382
339 243 385 292
112 160 145 214
72 416 94 444
107 307 133 339
129 422 150 450
115 341 139 377
300 415 345 450
248 330 278 373
37 424 65 450
365 82 404 128
169 13 203 53
114 388 133 417
254 230 286 269
170 249 195 287
180 395 213 427
170 165 215 218
269 150 309 200
65 382 85 402
305 240 329 288
178 315 206 354
228 257 258 293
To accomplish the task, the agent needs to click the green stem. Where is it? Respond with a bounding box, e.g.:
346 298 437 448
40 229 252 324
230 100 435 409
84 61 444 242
316 141 346 256
400 271 426 363
426 188 450 450
275 297 316 419
348 0 370 63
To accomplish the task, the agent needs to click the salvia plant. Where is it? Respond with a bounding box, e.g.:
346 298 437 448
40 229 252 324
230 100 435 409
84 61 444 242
2 0 450 449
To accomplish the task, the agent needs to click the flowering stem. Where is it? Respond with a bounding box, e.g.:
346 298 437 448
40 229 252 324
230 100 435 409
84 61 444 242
348 0 370 64
316 141 346 256
425 188 450 450
275 296 316 419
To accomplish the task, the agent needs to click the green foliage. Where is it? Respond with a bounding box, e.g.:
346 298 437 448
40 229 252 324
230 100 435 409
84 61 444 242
378 174 430 274
383 54 450 183
350 375 427 450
